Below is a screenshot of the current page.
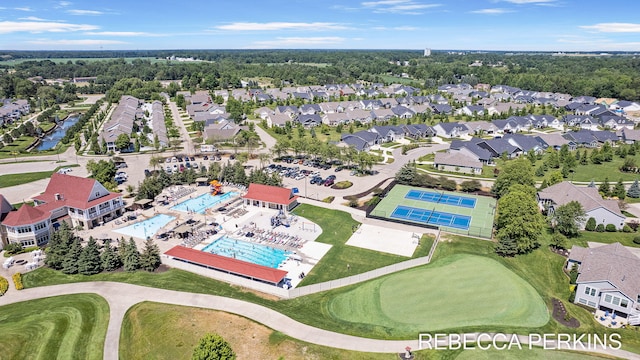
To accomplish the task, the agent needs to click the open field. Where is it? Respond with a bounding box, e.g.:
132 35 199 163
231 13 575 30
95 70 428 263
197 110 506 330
328 254 549 331
291 204 433 285
0 294 108 360
0 164 79 188
121 301 397 360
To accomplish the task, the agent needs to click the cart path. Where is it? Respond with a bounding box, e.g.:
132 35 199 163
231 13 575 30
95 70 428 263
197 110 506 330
0 282 637 359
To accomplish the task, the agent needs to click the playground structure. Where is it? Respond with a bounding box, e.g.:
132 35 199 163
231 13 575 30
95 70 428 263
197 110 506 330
271 209 291 228
210 180 223 195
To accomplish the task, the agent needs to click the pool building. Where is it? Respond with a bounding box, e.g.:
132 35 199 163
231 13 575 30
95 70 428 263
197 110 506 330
165 245 289 286
242 183 299 211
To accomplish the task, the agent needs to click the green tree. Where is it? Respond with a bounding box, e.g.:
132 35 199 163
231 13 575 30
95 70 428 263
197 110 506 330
78 237 102 275
585 217 597 231
627 179 640 198
115 133 131 151
61 238 82 274
495 186 545 254
550 232 569 250
599 178 611 197
192 333 236 360
491 159 535 198
459 180 481 192
139 238 162 272
494 237 518 257
123 238 140 272
546 170 564 186
551 201 586 238
396 162 418 185
101 239 122 271
526 149 537 165
44 222 75 270
613 179 626 199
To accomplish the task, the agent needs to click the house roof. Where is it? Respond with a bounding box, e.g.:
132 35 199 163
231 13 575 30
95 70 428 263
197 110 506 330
478 138 520 155
503 133 546 152
622 129 640 142
243 183 297 205
569 242 640 300
2 204 49 227
33 173 121 210
0 194 12 216
434 152 483 169
537 181 623 217
164 246 288 284
537 133 572 148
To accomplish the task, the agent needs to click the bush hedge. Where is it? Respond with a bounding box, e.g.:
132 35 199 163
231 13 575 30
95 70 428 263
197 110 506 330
12 272 23 290
605 224 617 232
0 276 8 296
595 224 605 232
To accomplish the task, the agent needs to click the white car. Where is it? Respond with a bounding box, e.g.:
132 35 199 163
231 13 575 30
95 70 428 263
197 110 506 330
294 174 305 180
57 168 72 174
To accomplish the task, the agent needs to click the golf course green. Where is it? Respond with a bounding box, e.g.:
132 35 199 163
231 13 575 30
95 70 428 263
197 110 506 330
328 254 549 331
0 293 108 360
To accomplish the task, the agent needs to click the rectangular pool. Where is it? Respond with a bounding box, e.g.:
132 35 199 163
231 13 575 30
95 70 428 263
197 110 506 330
114 214 176 239
201 236 291 269
171 191 239 214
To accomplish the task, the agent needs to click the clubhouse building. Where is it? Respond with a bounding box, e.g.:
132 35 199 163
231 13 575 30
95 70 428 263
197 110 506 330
242 183 299 212
0 174 124 248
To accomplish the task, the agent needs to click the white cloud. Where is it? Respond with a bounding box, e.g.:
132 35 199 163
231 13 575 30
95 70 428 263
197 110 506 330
27 39 126 45
0 21 98 34
251 36 345 48
85 31 162 37
470 8 513 14
15 7 33 11
374 26 420 30
215 22 348 31
361 0 441 14
18 16 49 21
58 1 72 6
67 9 103 16
580 23 640 33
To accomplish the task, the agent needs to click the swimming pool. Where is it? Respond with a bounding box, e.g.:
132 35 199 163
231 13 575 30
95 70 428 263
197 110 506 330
114 214 176 239
171 191 239 214
201 236 291 268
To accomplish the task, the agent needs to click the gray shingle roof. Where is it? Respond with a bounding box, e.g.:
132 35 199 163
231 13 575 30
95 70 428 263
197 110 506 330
537 181 623 216
434 152 483 169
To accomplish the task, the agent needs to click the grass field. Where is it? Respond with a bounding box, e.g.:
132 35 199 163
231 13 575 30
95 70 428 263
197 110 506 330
291 204 433 285
0 164 79 188
455 348 609 360
0 294 108 360
372 184 496 238
328 254 549 331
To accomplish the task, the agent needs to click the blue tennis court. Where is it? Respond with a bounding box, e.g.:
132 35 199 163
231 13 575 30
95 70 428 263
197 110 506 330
390 205 471 230
405 189 476 208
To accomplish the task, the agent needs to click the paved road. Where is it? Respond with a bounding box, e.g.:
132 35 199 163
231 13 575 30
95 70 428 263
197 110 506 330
0 282 637 359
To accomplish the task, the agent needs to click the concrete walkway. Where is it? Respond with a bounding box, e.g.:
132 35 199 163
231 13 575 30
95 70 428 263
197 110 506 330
0 282 638 359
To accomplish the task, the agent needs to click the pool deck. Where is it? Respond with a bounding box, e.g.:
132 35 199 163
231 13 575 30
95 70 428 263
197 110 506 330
74 183 328 289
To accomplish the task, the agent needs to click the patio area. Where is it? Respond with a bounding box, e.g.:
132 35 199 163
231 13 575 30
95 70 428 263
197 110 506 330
594 309 627 329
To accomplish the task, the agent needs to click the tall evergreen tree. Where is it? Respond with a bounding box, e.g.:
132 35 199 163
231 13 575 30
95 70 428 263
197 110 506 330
628 179 640 198
78 237 102 275
61 237 82 274
613 179 626 199
44 222 74 270
494 237 518 257
599 178 611 197
101 239 122 271
139 238 162 272
123 238 140 272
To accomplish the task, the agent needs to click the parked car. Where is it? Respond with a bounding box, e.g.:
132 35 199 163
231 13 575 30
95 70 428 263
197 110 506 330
190 156 195 161
57 167 73 174
203 155 209 160
166 157 172 163
295 174 305 180
324 178 335 187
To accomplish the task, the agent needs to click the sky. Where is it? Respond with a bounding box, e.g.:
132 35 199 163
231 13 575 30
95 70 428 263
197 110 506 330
1 0 640 52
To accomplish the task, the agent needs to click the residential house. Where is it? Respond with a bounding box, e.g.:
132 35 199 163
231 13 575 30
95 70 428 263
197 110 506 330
537 181 625 230
449 138 494 164
620 129 640 144
537 133 576 150
370 108 396 122
600 115 634 130
567 242 640 322
433 152 483 175
477 138 522 159
253 106 273 120
464 120 498 135
266 113 291 128
371 125 404 142
294 114 322 128
346 109 374 124
275 105 298 117
503 133 547 154
149 101 169 148
322 112 350 126
299 104 322 115
401 124 435 139
340 131 381 152
456 105 486 117
433 122 469 138
203 120 245 143
391 105 415 119
431 104 453 115
562 130 599 148
100 95 141 152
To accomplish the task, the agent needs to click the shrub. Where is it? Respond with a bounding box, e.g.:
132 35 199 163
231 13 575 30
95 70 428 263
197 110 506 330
0 276 8 296
12 272 23 290
633 236 640 245
321 196 334 203
595 224 605 232
364 196 381 207
3 243 22 255
585 217 597 231
629 221 640 232
332 181 353 189
569 264 579 285
551 232 568 250
623 224 633 233
605 224 617 232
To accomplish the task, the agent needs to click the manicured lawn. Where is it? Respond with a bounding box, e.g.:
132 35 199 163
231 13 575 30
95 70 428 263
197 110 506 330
291 204 431 285
0 294 108 360
121 301 400 360
0 165 79 188
572 230 640 248
328 254 548 331
455 348 609 360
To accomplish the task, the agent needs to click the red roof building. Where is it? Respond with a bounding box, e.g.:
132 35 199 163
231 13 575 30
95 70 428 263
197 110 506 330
165 246 288 285
1 174 124 248
242 183 298 212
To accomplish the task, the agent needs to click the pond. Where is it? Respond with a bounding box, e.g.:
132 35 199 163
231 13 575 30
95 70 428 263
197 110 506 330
35 115 80 151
